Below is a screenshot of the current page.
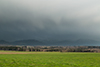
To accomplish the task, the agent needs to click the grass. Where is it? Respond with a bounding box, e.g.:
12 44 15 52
0 51 100 67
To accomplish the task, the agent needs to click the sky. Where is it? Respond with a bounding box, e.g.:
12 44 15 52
0 0 100 41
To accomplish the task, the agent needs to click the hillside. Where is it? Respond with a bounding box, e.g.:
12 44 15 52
0 39 100 46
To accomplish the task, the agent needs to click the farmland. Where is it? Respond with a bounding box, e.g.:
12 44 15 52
0 51 100 67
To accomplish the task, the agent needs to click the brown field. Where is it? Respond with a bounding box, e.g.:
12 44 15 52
0 51 56 54
0 51 36 54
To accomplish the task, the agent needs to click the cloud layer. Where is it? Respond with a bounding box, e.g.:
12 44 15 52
0 0 100 41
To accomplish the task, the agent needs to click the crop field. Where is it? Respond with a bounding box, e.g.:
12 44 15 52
0 51 100 67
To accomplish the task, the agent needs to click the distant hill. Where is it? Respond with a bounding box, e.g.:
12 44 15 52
12 39 44 45
42 39 100 46
0 40 10 44
74 39 99 45
0 39 100 46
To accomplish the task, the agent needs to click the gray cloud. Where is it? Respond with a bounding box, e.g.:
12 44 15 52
0 0 100 41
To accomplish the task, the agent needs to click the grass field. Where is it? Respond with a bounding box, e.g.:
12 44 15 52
0 51 100 67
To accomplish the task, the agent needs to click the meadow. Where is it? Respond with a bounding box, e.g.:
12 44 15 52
0 51 100 67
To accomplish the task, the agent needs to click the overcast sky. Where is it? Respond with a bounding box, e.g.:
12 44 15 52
0 0 100 41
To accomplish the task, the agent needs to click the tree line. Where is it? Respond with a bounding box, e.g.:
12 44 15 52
0 46 100 52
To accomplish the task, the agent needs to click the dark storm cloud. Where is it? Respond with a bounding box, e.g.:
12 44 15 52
0 0 100 41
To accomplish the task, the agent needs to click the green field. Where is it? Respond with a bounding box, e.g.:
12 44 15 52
0 51 100 67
